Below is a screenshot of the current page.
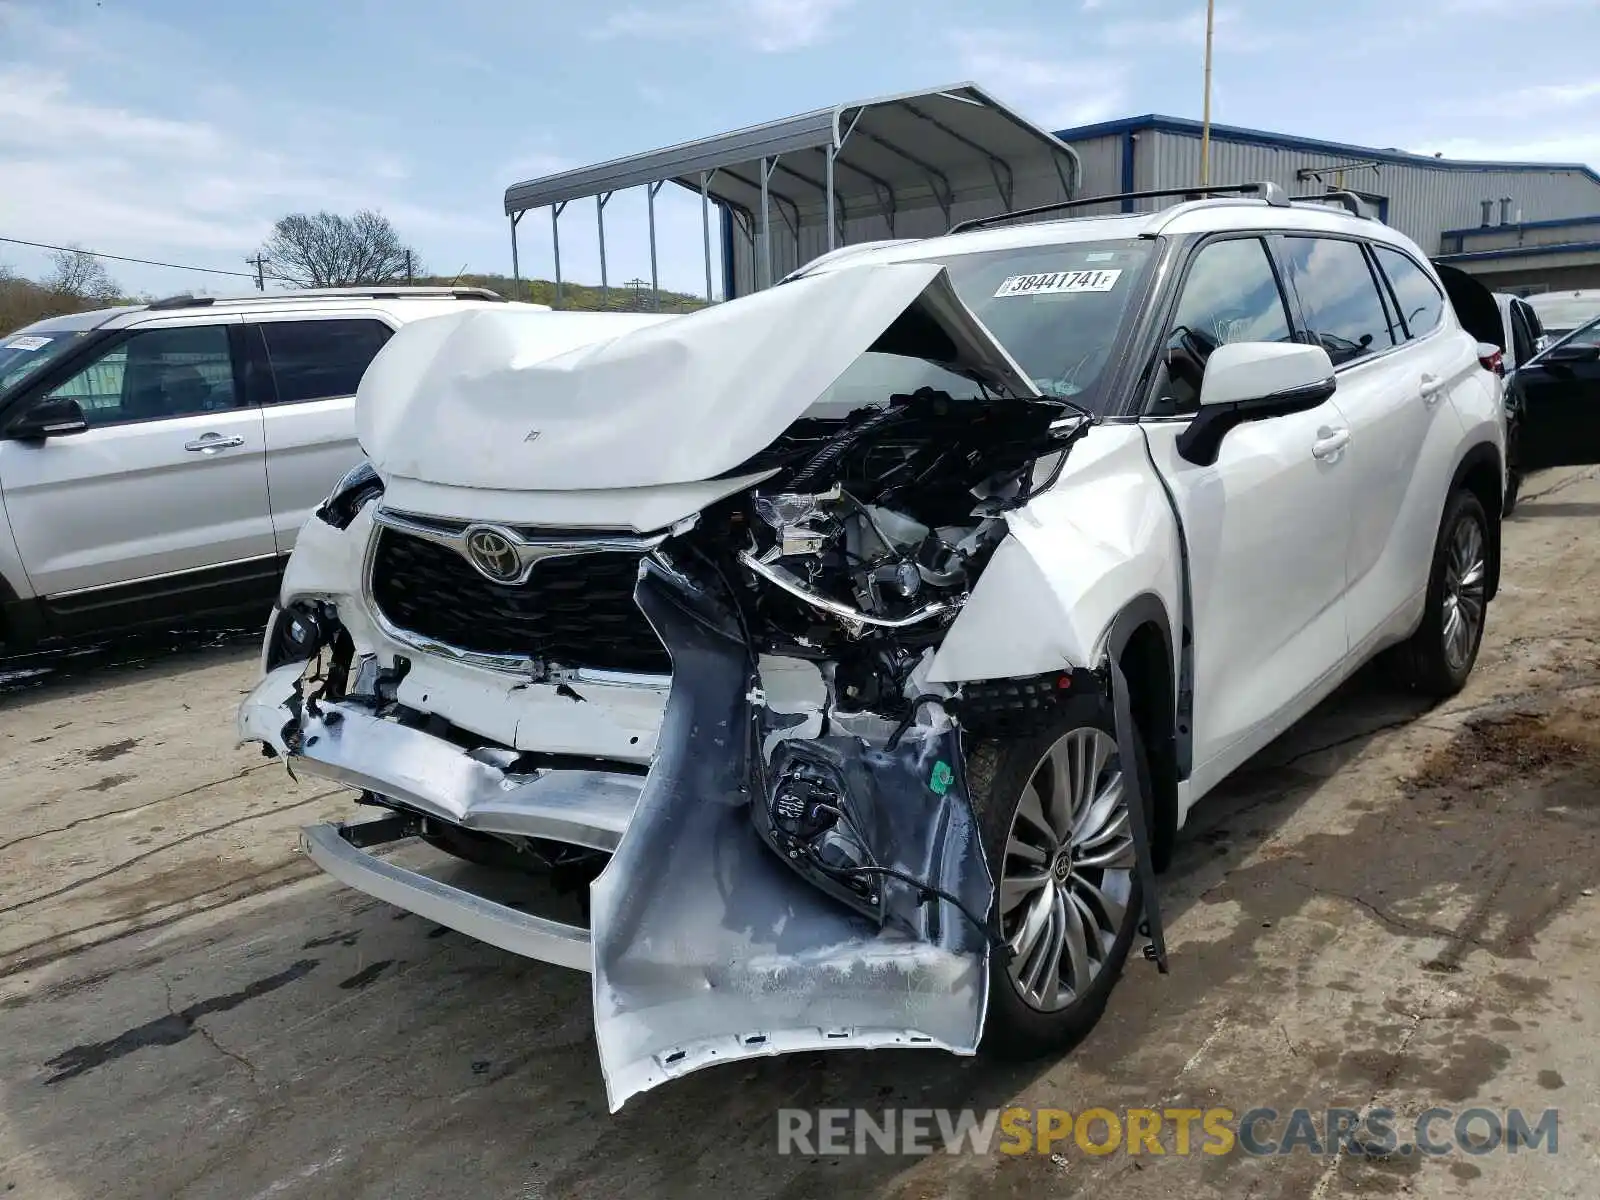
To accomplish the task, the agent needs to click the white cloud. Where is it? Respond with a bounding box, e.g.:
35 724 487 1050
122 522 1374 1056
740 0 853 51
1419 133 1600 171
596 0 853 52
499 149 582 187
0 13 493 294
1508 79 1600 110
948 28 1129 128
1096 4 1285 53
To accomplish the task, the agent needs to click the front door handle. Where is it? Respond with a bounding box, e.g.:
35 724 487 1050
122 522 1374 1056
184 434 245 454
1311 427 1351 461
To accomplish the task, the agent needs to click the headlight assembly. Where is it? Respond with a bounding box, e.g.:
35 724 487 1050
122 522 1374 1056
316 460 384 529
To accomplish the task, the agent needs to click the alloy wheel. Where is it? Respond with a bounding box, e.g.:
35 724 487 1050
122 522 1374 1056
1441 513 1487 673
999 726 1135 1012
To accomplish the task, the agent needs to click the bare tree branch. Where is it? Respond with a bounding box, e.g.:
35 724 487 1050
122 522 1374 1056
256 210 420 288
43 247 121 303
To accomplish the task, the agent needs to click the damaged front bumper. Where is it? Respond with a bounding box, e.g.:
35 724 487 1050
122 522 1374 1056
241 561 994 1110
241 663 644 970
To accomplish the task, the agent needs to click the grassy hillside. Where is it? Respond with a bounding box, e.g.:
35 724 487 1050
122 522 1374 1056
416 272 707 312
0 277 133 334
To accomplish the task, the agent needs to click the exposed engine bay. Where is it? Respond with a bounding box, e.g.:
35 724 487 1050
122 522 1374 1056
644 384 1091 931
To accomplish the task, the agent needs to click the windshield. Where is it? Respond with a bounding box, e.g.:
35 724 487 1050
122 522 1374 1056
811 239 1156 416
0 328 90 397
1525 291 1600 337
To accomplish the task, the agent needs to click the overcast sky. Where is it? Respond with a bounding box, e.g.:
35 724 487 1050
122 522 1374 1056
1 0 1597 301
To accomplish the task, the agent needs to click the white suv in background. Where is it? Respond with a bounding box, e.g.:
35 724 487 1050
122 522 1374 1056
0 287 549 653
241 183 1507 1110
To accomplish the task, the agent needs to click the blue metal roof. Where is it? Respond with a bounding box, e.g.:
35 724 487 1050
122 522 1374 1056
1052 114 1600 187
1434 240 1600 264
1441 213 1600 239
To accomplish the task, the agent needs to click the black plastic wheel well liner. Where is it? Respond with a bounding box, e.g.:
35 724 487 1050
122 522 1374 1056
1449 442 1503 602
1103 594 1179 873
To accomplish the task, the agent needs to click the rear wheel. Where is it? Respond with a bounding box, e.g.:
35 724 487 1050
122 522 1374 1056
1387 489 1490 697
970 693 1146 1058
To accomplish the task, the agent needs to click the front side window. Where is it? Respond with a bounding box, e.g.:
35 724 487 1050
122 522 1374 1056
258 319 393 404
1373 246 1444 340
1148 236 1293 416
1283 237 1398 367
42 325 236 426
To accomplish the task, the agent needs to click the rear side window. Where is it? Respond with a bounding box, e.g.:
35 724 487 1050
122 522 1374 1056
1372 246 1444 340
1283 237 1398 367
258 319 393 404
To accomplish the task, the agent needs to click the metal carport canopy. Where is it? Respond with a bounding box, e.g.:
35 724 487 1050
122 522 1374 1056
501 82 1083 305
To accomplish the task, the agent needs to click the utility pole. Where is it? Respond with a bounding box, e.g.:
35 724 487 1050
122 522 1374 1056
623 277 647 310
405 250 414 285
247 254 266 291
1199 0 1216 188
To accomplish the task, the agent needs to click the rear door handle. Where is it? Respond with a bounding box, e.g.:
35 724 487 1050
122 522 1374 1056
1311 427 1351 461
184 434 245 454
1420 373 1446 405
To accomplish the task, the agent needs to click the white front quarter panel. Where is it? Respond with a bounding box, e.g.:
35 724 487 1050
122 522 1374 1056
928 424 1183 682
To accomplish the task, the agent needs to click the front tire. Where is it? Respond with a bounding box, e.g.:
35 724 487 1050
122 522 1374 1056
1388 488 1490 697
1503 470 1521 517
970 693 1147 1059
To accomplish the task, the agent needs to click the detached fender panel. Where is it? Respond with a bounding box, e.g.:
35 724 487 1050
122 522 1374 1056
927 425 1184 684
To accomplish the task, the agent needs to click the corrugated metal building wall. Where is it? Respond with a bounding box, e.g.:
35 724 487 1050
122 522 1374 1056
726 114 1600 296
1137 130 1600 251
1058 117 1600 257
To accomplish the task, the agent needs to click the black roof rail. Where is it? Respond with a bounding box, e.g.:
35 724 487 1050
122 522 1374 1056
145 293 216 310
1293 190 1370 218
947 181 1289 235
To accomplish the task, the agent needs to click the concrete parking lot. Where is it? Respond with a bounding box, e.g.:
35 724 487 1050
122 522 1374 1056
2 466 1599 1200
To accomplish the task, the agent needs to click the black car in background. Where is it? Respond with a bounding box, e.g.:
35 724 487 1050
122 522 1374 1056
1504 314 1600 510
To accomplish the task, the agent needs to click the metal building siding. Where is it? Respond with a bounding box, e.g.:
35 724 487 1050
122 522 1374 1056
1128 130 1600 253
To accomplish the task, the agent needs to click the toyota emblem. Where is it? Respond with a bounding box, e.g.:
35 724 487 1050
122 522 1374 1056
463 526 523 584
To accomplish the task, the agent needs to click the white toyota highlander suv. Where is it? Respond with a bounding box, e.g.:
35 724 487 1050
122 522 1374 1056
239 183 1506 1110
0 286 547 653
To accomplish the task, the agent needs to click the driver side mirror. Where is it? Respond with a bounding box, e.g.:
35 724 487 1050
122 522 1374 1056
1177 342 1337 467
5 396 90 442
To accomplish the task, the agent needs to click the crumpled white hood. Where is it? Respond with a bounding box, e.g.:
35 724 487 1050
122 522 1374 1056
357 262 1038 493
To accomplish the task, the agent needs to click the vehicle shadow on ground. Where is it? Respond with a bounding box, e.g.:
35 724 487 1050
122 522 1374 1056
6 660 1599 1198
0 625 263 708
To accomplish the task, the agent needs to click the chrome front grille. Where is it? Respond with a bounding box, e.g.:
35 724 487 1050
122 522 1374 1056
366 512 670 675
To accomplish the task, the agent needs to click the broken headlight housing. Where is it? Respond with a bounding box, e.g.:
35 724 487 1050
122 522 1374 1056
315 460 384 530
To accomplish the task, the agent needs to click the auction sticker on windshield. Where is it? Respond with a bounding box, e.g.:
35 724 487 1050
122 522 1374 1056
994 269 1122 298
4 336 51 352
